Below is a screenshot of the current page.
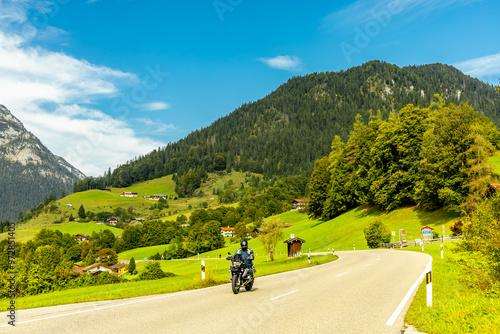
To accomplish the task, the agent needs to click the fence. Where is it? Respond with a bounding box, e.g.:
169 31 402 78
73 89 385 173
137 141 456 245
379 236 461 249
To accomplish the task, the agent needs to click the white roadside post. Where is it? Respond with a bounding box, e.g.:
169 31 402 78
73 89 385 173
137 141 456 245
308 254 311 264
201 260 205 280
441 244 443 259
426 270 432 307
392 231 395 244
353 244 355 251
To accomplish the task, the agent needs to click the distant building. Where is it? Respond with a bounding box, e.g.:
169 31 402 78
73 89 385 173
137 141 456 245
221 227 236 237
109 263 128 275
67 203 73 207
291 199 309 211
120 192 138 197
151 194 168 200
106 217 119 225
74 234 90 241
73 263 113 275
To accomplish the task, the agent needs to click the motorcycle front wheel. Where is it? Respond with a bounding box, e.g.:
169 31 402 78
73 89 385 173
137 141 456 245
244 279 253 291
231 274 240 294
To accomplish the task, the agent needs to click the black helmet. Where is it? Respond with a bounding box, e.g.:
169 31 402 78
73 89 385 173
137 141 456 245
240 239 248 250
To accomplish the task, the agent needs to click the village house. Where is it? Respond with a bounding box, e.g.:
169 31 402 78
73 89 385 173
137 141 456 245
109 263 128 275
151 194 168 200
291 199 309 211
120 192 138 197
74 234 90 241
106 217 119 225
73 263 113 275
221 227 236 237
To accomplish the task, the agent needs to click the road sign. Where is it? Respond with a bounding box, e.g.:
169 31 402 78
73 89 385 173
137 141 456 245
392 231 396 236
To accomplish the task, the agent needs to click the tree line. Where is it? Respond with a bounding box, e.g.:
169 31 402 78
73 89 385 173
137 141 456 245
309 96 500 220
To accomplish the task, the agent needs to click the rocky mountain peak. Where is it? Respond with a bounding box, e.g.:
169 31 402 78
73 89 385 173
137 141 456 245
0 105 85 221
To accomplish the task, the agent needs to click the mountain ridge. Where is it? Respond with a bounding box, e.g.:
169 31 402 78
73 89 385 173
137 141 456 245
90 61 498 190
0 105 85 221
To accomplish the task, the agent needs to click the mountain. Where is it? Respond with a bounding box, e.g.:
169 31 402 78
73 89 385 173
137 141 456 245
0 105 85 221
84 61 500 188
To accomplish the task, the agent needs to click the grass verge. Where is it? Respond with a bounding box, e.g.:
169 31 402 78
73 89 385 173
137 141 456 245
1 254 337 311
404 243 500 334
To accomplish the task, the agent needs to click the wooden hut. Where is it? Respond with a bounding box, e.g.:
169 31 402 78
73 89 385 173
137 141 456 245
283 237 306 258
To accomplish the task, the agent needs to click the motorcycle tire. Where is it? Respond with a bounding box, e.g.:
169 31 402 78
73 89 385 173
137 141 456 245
244 280 253 291
231 274 240 294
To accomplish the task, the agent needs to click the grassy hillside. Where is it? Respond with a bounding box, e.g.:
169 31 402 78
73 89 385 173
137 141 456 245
117 205 459 267
12 171 255 235
489 152 500 175
110 175 176 197
0 222 122 242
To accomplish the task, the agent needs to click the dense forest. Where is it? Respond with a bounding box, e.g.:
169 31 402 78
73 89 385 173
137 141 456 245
74 61 500 193
309 97 500 220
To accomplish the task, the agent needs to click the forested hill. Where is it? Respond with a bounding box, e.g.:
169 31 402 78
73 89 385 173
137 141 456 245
100 61 500 188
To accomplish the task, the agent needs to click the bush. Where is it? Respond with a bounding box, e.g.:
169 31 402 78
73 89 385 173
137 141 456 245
450 221 464 236
364 220 390 248
138 262 174 280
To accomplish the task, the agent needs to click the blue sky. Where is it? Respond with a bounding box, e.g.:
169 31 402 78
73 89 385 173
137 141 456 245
0 0 499 176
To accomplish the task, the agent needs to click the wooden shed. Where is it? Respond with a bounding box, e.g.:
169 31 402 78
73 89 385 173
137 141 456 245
283 237 306 258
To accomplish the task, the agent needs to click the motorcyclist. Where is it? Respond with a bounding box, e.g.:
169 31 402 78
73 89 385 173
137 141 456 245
234 239 255 278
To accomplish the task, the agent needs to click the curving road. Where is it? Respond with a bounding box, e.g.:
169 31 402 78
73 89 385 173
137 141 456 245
1 250 431 334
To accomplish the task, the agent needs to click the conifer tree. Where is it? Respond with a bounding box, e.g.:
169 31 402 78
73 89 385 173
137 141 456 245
128 257 136 275
78 205 86 219
84 250 95 266
308 156 331 219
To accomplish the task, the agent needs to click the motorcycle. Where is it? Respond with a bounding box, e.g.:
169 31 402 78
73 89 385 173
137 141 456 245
226 252 255 294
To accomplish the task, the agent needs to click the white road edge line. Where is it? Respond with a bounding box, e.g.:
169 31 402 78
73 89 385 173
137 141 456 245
386 254 433 327
336 272 348 277
0 286 222 328
365 264 371 266
270 289 300 301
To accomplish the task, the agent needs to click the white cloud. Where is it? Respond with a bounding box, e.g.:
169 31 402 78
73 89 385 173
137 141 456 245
257 55 302 71
136 117 176 133
15 105 165 176
323 0 478 29
138 101 170 111
0 2 168 176
454 52 500 78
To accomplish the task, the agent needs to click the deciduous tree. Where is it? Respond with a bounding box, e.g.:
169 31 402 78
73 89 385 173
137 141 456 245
259 218 284 261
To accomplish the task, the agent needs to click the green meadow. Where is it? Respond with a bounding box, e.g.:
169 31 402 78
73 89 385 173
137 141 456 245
111 175 176 197
404 243 500 334
0 222 122 242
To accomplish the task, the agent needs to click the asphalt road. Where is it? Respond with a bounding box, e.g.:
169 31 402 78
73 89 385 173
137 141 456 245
0 249 431 334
